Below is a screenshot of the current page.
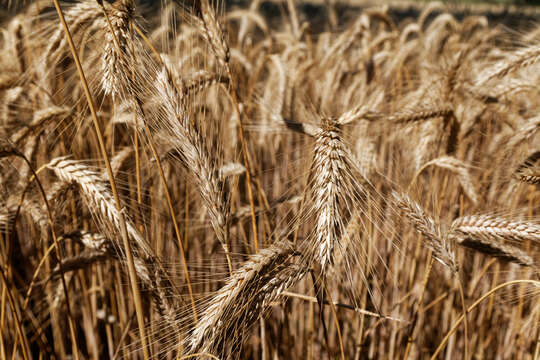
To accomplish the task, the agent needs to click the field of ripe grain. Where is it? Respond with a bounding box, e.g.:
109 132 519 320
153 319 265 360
0 1 539 359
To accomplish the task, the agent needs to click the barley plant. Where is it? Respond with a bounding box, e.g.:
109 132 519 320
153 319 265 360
1 0 540 358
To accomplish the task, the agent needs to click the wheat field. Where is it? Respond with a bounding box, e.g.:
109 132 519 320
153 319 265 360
0 0 539 358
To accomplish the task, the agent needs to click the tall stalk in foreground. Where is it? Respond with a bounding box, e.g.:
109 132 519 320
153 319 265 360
50 1 150 357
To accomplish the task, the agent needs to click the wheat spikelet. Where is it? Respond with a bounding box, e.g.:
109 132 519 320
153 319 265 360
259 55 287 145
63 230 112 253
21 197 48 230
101 146 133 181
507 116 540 149
290 112 377 289
388 108 453 124
337 105 378 125
515 151 540 185
225 8 269 44
219 162 245 178
193 0 230 67
11 106 70 144
155 67 230 250
43 0 102 66
477 45 540 85
306 118 354 272
393 191 457 272
187 240 306 358
182 72 229 96
280 118 321 137
50 250 109 281
413 156 478 205
44 181 75 216
320 14 367 67
46 156 153 257
99 0 139 99
451 230 535 268
7 16 26 73
473 79 536 105
451 215 540 244
519 173 540 185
